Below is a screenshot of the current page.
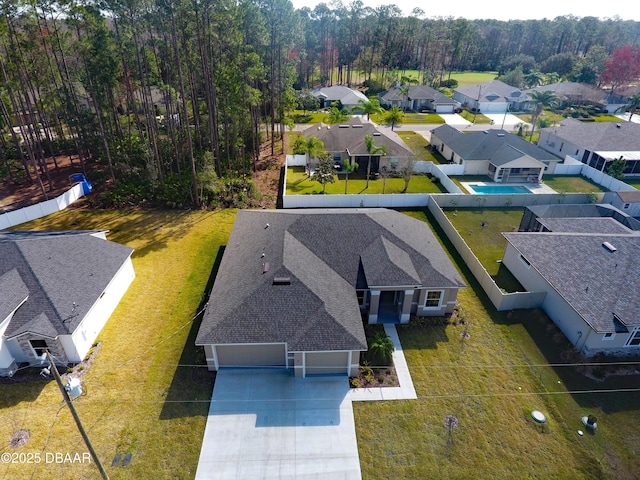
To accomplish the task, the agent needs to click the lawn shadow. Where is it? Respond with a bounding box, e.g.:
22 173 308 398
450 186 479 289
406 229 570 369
0 368 52 407
502 308 640 415
413 207 640 415
159 246 225 420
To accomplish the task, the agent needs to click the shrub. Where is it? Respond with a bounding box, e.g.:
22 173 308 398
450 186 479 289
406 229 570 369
350 377 361 388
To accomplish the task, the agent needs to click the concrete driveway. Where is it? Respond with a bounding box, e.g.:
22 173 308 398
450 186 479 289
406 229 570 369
195 370 361 480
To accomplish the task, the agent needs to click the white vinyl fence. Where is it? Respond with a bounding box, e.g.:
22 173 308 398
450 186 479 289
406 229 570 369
0 183 85 230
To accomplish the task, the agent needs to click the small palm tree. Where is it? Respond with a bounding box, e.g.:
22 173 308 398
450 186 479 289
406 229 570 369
625 92 640 122
364 134 387 188
527 90 558 141
524 70 545 88
294 135 325 176
352 98 383 120
367 331 394 366
383 106 404 131
343 158 358 194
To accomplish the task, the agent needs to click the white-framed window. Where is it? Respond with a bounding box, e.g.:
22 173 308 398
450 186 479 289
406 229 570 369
602 332 616 341
625 328 640 347
424 290 443 308
519 254 531 268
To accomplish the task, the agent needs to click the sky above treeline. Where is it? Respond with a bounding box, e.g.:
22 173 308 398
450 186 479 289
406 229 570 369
289 0 640 22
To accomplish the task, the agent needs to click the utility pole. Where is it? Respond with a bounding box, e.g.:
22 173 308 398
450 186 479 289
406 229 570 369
46 351 110 480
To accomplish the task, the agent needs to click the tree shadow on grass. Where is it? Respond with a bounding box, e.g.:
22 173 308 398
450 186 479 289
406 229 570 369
159 246 225 420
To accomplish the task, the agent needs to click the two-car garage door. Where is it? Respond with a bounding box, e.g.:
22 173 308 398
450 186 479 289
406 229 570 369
211 344 355 376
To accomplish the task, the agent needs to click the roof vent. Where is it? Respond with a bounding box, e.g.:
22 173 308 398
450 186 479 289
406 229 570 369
602 241 617 252
273 276 291 285
262 262 270 273
352 124 363 128
497 133 505 137
373 132 381 136
264 223 269 229
616 123 621 128
338 124 349 128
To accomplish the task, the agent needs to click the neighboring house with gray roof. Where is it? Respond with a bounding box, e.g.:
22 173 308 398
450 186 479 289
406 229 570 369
453 80 525 113
502 207 640 356
196 209 465 377
301 117 415 176
522 82 627 114
310 86 368 109
0 231 134 377
603 190 640 218
430 124 562 181
379 85 460 113
538 118 640 175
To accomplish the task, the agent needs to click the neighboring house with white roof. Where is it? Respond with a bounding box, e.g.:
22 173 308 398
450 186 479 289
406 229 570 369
195 209 465 377
430 124 561 181
453 80 525 113
538 118 640 175
502 204 640 357
0 231 134 377
310 86 369 110
379 85 459 113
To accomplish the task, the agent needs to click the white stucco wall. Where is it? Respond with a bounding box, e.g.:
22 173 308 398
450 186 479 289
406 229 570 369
66 256 135 362
503 243 599 354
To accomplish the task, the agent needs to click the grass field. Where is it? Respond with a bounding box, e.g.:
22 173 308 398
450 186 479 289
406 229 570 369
0 209 235 480
624 178 640 189
443 207 524 292
354 208 640 480
286 166 446 195
542 175 608 193
397 131 446 163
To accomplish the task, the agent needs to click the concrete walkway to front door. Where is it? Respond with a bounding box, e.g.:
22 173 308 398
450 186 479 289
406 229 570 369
195 370 361 480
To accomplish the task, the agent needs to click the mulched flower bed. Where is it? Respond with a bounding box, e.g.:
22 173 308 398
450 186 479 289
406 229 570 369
349 364 399 388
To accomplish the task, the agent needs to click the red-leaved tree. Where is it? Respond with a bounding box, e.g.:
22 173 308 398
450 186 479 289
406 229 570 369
599 46 640 95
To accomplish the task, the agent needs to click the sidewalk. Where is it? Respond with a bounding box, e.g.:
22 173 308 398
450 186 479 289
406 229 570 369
348 324 417 402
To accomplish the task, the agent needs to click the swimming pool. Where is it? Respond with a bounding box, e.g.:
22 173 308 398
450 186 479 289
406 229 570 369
467 184 532 194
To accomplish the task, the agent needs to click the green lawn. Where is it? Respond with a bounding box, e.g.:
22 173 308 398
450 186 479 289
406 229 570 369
0 209 236 480
542 175 608 193
623 178 640 189
460 110 492 124
354 208 640 480
443 207 525 292
449 71 498 86
286 166 446 194
397 131 446 164
370 112 445 125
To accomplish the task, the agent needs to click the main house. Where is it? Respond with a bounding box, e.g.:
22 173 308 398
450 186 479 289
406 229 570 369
538 118 640 176
301 117 416 176
430 124 562 181
379 85 460 113
196 209 465 377
502 204 640 357
0 230 134 377
453 80 525 113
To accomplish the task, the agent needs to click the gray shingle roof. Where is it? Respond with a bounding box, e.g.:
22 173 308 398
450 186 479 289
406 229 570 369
504 232 640 332
455 80 523 102
0 231 133 338
543 118 640 151
302 118 415 158
309 86 368 106
431 126 559 163
381 85 456 105
522 82 625 105
196 209 465 351
537 217 634 234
